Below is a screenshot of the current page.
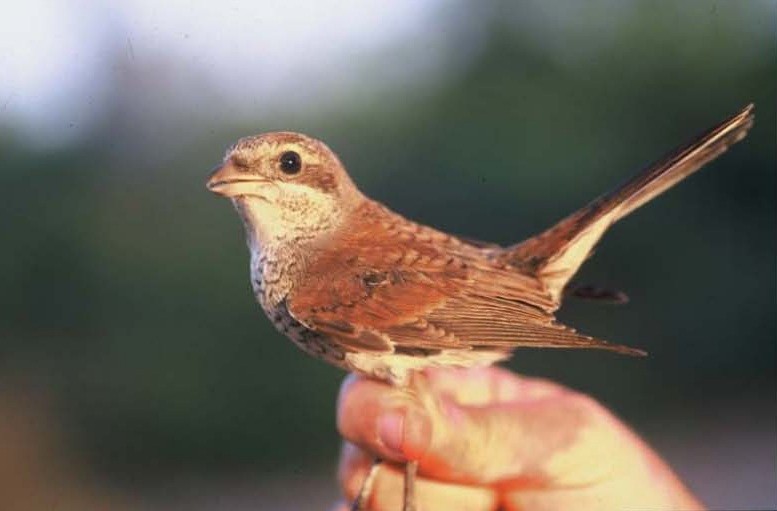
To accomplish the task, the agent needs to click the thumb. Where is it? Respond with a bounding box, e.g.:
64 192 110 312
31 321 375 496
337 374 433 462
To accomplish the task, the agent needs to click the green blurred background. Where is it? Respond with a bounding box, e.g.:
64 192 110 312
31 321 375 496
1 1 774 509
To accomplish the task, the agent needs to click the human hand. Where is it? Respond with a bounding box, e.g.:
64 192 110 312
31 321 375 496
333 367 703 511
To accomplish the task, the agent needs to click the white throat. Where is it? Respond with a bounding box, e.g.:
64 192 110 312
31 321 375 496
232 182 343 253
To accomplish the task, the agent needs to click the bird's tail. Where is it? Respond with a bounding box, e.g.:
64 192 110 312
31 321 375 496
503 104 755 302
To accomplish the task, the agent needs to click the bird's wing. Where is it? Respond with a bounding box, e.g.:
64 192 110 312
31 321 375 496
286 203 643 356
502 104 754 301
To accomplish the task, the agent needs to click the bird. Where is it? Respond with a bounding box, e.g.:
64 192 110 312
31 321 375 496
206 104 753 511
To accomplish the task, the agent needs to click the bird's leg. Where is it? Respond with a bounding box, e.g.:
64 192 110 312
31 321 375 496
351 457 382 511
394 369 429 511
403 459 418 511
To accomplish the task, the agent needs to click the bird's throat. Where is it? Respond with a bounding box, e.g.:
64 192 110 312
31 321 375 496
232 185 342 248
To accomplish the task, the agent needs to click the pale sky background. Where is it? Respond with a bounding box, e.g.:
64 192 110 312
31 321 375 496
0 0 481 147
0 0 772 149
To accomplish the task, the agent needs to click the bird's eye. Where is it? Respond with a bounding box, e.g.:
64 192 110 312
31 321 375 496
279 151 302 174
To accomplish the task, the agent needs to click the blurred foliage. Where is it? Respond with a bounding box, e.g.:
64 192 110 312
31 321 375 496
0 0 774 483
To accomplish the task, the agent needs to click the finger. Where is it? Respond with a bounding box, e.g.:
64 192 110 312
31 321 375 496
337 375 432 462
339 442 497 511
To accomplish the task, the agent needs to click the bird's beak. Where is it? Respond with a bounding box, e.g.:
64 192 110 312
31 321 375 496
206 160 266 197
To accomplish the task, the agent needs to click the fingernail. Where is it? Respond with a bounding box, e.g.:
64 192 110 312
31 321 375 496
377 411 405 456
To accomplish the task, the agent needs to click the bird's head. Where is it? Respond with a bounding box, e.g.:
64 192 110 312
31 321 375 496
207 132 364 247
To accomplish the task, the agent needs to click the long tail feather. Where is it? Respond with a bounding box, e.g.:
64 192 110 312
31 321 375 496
505 104 754 301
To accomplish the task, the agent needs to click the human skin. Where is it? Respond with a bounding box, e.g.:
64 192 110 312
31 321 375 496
333 367 704 511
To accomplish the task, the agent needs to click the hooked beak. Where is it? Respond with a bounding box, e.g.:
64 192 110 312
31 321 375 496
206 160 266 197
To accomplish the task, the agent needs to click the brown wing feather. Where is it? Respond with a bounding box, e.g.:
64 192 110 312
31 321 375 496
504 104 754 301
287 202 644 357
400 293 644 355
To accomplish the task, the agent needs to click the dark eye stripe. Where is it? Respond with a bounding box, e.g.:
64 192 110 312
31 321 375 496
279 151 302 174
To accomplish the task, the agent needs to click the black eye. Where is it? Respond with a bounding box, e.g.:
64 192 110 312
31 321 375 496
279 151 302 174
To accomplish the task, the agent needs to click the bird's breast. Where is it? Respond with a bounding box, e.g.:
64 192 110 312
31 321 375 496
248 247 349 368
249 245 291 311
